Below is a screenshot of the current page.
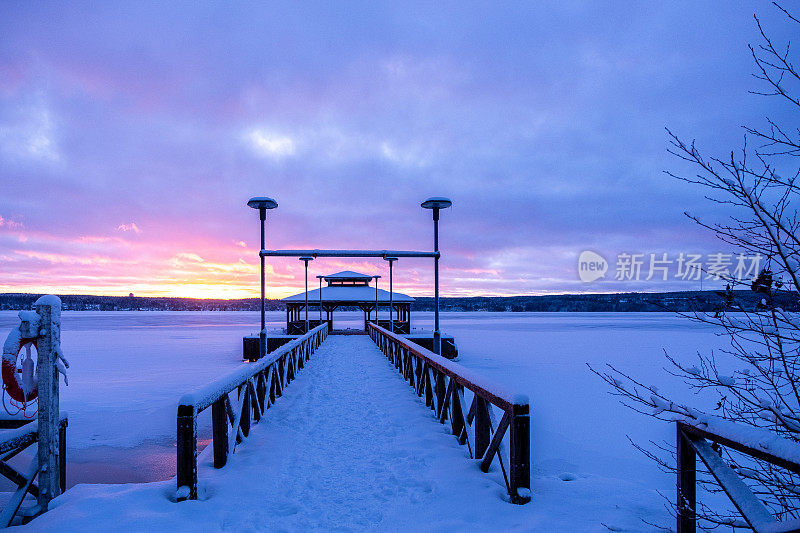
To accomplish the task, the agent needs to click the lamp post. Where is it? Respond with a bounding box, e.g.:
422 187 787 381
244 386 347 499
300 256 314 333
247 196 278 358
373 275 381 325
316 275 324 326
421 197 452 355
384 257 398 332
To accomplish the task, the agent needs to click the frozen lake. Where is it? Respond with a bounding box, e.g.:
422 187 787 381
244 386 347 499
0 311 724 501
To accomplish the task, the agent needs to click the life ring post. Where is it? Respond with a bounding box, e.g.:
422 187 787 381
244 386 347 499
34 295 62 510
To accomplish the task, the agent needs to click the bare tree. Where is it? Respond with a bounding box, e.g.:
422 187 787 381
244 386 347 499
592 3 800 529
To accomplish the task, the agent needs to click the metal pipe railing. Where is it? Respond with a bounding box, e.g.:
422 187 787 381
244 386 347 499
260 249 439 259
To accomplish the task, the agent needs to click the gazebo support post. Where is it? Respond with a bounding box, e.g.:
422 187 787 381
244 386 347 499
299 256 314 334
384 257 398 333
373 275 381 325
317 275 323 326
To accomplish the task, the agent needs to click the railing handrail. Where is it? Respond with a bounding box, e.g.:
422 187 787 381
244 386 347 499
0 413 68 455
177 323 329 500
367 323 527 411
368 322 530 504
179 323 328 413
679 420 800 475
676 418 800 533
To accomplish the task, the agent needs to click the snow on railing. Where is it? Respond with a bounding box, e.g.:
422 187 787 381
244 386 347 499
176 323 328 501
677 420 800 533
367 323 530 505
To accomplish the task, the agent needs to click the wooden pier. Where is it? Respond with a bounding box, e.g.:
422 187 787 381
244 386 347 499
178 324 531 505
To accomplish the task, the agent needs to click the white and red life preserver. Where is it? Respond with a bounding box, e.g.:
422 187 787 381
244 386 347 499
1 330 38 403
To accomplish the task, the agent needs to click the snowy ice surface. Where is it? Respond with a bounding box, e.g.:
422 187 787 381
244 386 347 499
25 335 673 532
0 311 730 530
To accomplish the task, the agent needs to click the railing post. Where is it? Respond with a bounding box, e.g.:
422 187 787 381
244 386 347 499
475 397 490 459
241 386 251 438
509 403 531 504
677 424 696 533
212 398 228 468
59 420 67 494
177 404 197 500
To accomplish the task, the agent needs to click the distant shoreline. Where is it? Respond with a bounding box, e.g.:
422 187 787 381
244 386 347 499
2 290 798 313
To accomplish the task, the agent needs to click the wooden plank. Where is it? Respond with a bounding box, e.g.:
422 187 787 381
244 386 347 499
689 434 777 532
475 397 490 459
467 395 477 425
176 404 197 500
435 371 446 419
425 367 434 408
509 404 531 504
0 461 38 497
256 372 266 416
451 386 466 445
248 379 263 421
240 386 251 438
367 323 515 412
415 357 423 397
58 420 66 494
227 395 243 452
439 377 454 424
677 425 696 533
480 412 511 473
212 398 228 469
273 364 283 399
680 422 800 476
0 457 38 527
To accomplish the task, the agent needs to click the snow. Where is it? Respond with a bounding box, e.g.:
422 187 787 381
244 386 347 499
0 311 734 530
179 324 325 411
33 295 61 308
682 411 800 465
321 271 374 280
283 286 414 303
379 325 523 407
22 335 670 531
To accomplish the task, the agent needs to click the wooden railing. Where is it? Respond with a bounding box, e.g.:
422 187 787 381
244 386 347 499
176 323 328 500
677 420 800 532
368 323 530 504
0 414 67 527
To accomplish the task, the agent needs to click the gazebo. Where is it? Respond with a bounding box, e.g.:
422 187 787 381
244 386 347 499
282 271 414 334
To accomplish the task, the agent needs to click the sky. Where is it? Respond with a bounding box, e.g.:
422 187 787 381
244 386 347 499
0 1 796 299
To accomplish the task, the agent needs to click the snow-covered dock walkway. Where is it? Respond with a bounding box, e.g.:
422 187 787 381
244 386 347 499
24 335 664 532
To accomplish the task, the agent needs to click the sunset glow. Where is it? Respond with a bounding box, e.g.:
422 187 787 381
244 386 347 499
1 3 792 298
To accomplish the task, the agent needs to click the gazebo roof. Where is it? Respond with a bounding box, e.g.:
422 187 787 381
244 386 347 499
323 271 373 281
283 286 414 303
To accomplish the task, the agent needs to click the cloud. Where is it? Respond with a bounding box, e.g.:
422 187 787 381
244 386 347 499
116 223 141 234
245 129 296 159
0 2 790 296
0 92 60 163
0 215 23 230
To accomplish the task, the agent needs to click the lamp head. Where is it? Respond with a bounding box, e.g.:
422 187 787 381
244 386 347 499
421 197 452 210
247 197 278 210
299 256 314 263
384 256 398 263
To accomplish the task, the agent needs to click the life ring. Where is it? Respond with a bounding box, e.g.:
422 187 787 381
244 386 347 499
1 329 38 403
